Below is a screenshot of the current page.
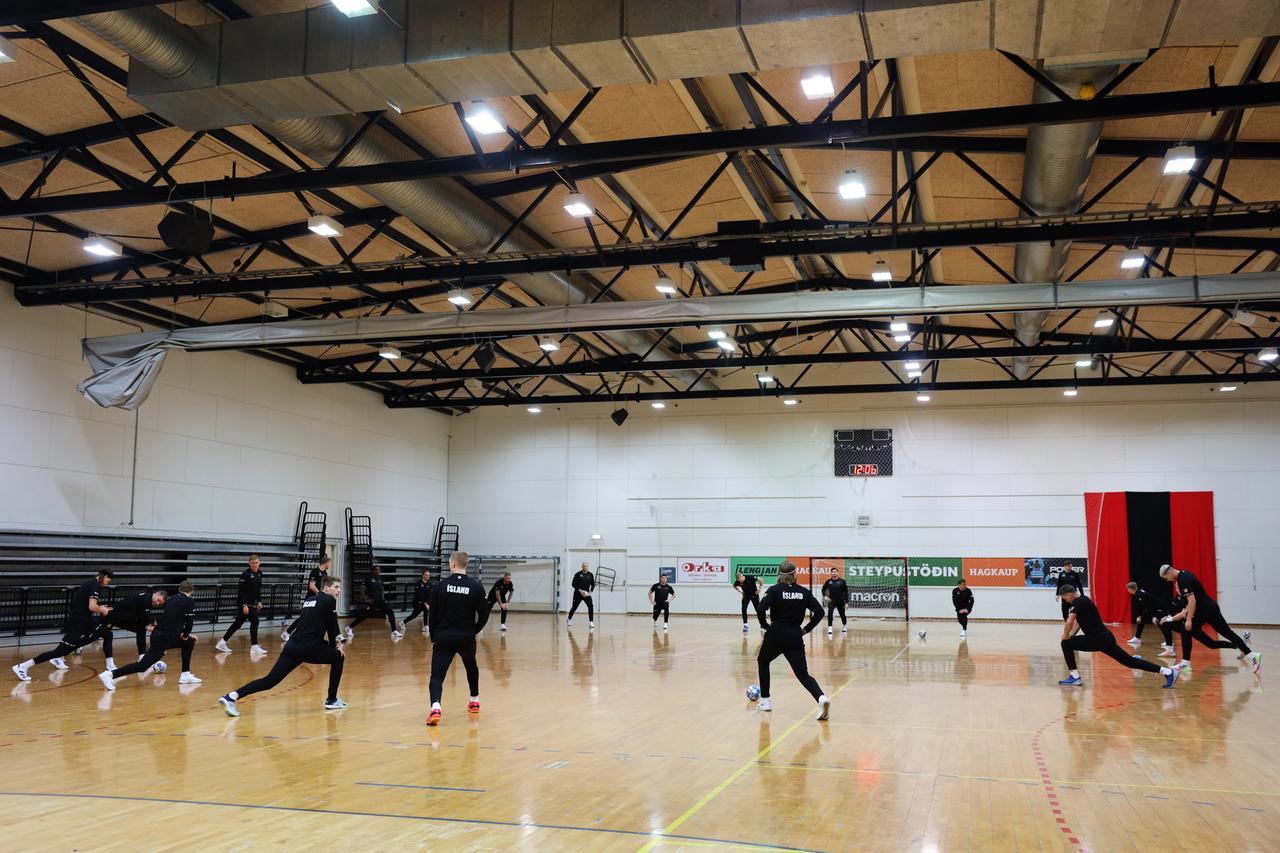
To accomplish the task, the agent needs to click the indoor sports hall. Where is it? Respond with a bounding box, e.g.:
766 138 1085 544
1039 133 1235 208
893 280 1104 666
0 2 1278 851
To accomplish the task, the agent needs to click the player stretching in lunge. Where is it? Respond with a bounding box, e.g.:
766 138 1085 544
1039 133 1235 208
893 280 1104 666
283 555 331 642
754 561 830 720
403 569 434 635
100 580 202 690
649 574 675 630
1124 581 1174 655
426 551 488 726
217 554 266 654
347 565 403 639
822 572 849 637
1158 564 1260 675
952 579 974 637
487 572 514 632
567 562 595 629
13 570 115 681
220 575 347 716
103 588 166 665
733 572 763 633
1056 585 1178 688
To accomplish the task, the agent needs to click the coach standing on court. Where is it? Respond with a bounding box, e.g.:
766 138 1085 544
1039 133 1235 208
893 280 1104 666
1056 562 1084 621
426 551 488 726
567 562 596 629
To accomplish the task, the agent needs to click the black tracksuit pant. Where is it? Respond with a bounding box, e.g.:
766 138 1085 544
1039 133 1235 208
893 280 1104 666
350 601 397 633
741 595 762 625
404 603 429 627
956 611 969 630
222 607 260 644
1133 613 1174 645
235 641 344 703
1168 608 1251 661
568 591 593 620
111 634 194 676
32 627 97 664
652 602 669 623
103 617 150 658
758 627 824 701
826 600 847 627
429 631 479 703
1061 633 1162 673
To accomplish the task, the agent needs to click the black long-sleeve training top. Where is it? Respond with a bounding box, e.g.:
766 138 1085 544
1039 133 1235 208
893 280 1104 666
237 568 263 606
429 573 489 636
289 590 340 646
154 593 194 641
952 586 974 612
572 570 595 593
759 582 824 634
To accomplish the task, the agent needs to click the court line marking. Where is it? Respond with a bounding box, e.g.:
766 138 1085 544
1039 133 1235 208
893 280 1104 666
0 791 824 852
635 641 908 853
819 720 1276 744
358 781 485 793
1 662 101 699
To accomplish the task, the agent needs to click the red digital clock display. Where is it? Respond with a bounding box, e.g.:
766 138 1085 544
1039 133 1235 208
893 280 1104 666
848 463 879 476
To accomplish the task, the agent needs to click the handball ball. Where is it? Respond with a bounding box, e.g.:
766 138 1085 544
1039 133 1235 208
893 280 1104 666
153 661 167 673
917 630 927 640
746 684 761 701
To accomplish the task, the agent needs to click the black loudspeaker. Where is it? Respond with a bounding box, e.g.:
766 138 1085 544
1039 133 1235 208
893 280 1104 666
158 210 214 254
474 344 496 373
610 408 628 427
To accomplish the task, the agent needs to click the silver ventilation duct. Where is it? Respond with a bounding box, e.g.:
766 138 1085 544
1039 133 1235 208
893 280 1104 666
74 7 716 405
1010 65 1116 380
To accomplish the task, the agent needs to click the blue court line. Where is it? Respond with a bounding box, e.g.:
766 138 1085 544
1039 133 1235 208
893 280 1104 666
359 781 486 793
0 791 826 852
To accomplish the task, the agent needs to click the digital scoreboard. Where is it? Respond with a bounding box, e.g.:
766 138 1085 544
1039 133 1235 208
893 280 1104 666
834 429 893 477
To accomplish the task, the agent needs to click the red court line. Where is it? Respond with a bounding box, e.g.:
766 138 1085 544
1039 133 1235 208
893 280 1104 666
1 662 101 699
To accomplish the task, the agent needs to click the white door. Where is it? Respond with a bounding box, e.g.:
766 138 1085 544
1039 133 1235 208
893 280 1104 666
566 549 627 614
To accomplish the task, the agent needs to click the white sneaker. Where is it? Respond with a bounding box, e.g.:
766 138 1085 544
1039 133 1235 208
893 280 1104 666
421 624 429 635
566 619 572 627
1158 645 1176 657
1125 637 1141 647
663 623 668 631
742 623 749 633
654 621 659 629
391 631 404 640
841 626 847 634
757 697 773 712
215 639 232 653
280 630 291 642
816 695 831 721
98 671 117 691
178 672 202 684
250 645 268 655
12 664 30 682
344 627 354 642
500 624 507 632
104 658 116 672
589 622 595 630
50 657 68 670
827 628 833 637
960 630 967 638
1248 652 1262 675
397 622 406 633
219 694 240 717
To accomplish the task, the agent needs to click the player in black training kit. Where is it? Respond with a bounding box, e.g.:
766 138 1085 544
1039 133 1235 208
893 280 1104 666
567 562 596 629
283 555 330 643
1056 563 1084 620
1158 564 1261 675
100 580 202 689
103 588 167 666
403 569 435 635
13 570 115 681
1124 581 1174 654
754 561 830 720
347 565 403 639
649 575 675 630
426 551 488 726
487 572 514 632
1056 585 1178 688
952 579 974 637
821 574 849 637
220 575 348 715
217 554 266 654
733 572 764 634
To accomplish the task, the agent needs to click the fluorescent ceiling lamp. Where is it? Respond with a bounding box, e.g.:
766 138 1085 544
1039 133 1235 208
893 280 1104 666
800 70 834 99
538 336 560 352
1075 358 1094 368
563 192 592 218
1217 385 1238 392
82 236 122 257
447 288 472 306
307 215 343 237
463 102 505 135
330 0 379 16
527 406 542 413
838 168 867 199
1232 310 1257 327
907 369 922 378
916 394 931 403
1120 252 1146 269
1259 348 1279 362
757 373 775 385
903 361 921 371
707 327 727 340
651 401 666 410
1093 310 1115 329
717 338 738 352
894 333 912 343
1163 144 1196 175
655 277 679 295
871 260 892 282
378 345 401 360
889 320 908 333
0 35 17 63
782 398 799 406
1063 388 1078 397
590 533 603 542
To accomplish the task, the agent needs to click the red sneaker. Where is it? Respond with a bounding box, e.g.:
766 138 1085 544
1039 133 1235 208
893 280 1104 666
467 700 480 715
426 708 441 726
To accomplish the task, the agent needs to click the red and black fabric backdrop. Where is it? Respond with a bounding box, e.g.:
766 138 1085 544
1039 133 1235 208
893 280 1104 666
1083 491 1217 624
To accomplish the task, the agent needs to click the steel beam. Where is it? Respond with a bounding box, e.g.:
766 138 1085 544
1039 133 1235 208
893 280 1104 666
0 1 165 25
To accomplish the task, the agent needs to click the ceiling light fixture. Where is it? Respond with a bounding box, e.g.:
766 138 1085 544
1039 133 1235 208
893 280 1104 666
330 0 379 16
1217 385 1238 392
1232 310 1257 327
307 215 343 238
378 345 401 360
916 393 931 403
463 102 505 135
838 168 867 199
82 236 122 257
1093 310 1115 329
527 406 542 414
907 369 923 378
1120 251 1146 269
889 320 908 333
563 192 592 218
0 35 17 64
538 336 560 352
654 277 679 295
1258 348 1279 362
894 333 912 343
717 338 738 352
1075 358 1094 368
800 70 835 99
1063 388 1079 397
757 373 775 385
783 398 799 406
651 401 666 410
1163 144 1196 174
871 259 892 281
707 327 727 340
447 288 472 306
903 361 921 371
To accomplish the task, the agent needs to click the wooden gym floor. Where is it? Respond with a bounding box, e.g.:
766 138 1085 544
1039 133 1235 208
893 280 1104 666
0 616 1274 852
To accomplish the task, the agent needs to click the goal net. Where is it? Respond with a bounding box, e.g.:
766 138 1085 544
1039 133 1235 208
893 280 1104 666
819 557 909 620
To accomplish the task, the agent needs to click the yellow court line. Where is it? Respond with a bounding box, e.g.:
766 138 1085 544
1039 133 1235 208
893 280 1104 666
635 643 904 853
656 840 816 853
821 720 1278 745
752 763 1280 798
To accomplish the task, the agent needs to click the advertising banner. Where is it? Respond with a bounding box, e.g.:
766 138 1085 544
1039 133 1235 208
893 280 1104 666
962 557 1025 587
677 556 729 585
1024 557 1089 589
659 566 676 584
809 558 844 586
728 556 801 586
907 557 962 587
844 558 908 587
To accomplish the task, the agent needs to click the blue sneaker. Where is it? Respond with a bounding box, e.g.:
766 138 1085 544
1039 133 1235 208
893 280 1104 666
1058 675 1083 686
1162 670 1178 689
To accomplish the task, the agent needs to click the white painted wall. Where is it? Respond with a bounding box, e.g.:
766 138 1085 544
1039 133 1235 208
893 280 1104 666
0 286 449 546
449 387 1280 624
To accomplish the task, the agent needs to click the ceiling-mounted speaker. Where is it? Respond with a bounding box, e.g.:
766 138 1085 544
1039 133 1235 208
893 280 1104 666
475 344 496 373
610 408 628 427
158 210 214 254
